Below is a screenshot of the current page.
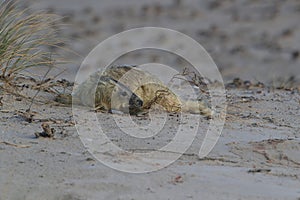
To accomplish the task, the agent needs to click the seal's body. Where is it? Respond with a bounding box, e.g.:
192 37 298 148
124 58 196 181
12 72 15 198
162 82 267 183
71 65 212 117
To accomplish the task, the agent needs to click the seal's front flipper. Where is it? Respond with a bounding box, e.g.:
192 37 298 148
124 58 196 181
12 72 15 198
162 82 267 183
182 100 213 118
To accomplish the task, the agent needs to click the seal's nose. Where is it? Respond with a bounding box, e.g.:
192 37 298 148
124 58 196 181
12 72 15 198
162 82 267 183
128 94 144 115
136 98 143 107
129 93 143 108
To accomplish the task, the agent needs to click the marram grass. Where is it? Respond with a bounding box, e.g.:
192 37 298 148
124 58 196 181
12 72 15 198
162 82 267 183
0 0 64 82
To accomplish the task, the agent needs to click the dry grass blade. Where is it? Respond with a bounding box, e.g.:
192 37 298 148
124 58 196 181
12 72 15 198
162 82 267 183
0 140 31 148
0 0 65 81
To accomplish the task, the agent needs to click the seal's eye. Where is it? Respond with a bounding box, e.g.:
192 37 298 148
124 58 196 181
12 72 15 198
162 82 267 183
120 91 128 96
136 99 143 107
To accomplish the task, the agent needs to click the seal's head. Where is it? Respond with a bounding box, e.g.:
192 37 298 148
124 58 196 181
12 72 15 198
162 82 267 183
128 93 143 115
110 78 144 115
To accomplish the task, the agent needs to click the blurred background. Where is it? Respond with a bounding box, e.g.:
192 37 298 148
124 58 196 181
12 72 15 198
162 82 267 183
24 0 300 86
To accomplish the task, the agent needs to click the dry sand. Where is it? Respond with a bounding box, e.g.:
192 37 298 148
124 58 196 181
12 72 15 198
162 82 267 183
1 0 300 199
1 85 299 200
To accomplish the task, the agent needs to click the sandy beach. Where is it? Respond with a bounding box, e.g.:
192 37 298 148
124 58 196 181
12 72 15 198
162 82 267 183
1 0 300 199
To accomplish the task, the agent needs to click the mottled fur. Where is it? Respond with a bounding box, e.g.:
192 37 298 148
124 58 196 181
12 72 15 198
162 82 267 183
71 65 212 117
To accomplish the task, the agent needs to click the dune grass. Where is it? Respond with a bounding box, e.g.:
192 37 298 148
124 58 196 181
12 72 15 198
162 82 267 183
0 0 64 83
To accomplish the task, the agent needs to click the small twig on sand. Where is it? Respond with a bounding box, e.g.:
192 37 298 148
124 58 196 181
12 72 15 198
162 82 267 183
27 64 53 112
248 168 271 173
0 140 31 148
16 110 35 123
35 122 55 138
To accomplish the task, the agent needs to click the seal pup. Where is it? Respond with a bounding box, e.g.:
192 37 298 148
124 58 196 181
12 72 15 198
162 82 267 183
63 65 212 117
